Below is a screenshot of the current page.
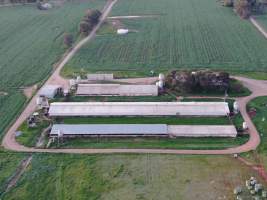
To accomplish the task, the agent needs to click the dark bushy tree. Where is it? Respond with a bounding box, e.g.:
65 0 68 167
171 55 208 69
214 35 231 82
63 33 73 47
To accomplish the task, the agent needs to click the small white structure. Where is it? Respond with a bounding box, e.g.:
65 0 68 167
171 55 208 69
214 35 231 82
233 101 239 113
87 74 114 81
159 73 165 81
69 79 76 88
243 122 248 130
168 125 237 137
117 29 129 35
38 85 61 99
49 102 230 117
42 3 52 9
36 96 49 108
76 84 158 96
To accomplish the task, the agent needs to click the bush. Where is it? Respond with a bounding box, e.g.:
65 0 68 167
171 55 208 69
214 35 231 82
79 21 92 36
63 33 74 47
223 0 234 7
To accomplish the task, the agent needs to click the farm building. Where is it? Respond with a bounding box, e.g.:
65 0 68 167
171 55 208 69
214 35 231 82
50 124 237 137
38 85 62 99
76 84 158 96
168 125 237 137
50 124 168 137
87 73 114 81
48 102 230 117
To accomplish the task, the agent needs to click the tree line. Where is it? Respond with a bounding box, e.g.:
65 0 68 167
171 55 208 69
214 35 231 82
223 0 266 19
63 9 102 47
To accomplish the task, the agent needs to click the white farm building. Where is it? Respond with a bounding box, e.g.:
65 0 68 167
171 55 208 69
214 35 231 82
50 124 237 137
48 102 230 117
76 84 158 96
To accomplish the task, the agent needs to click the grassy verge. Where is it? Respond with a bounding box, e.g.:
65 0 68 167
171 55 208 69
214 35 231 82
53 94 177 103
50 135 249 150
58 116 230 125
0 151 25 195
16 121 50 147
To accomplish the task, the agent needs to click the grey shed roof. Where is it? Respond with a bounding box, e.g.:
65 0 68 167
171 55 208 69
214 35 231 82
38 85 61 98
50 124 168 136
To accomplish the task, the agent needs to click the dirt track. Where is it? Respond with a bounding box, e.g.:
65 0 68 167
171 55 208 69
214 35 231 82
2 76 267 154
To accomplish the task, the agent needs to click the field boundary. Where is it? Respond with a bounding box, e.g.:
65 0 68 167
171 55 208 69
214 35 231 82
250 16 267 39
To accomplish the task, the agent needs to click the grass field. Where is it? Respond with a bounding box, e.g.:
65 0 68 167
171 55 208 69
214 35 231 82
63 0 267 78
244 97 267 166
51 135 249 150
0 151 25 195
0 0 107 136
1 154 263 200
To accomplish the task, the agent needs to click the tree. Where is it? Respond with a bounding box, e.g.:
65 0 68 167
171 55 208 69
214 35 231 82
85 9 101 24
235 0 251 19
223 0 234 7
63 33 73 47
79 21 92 36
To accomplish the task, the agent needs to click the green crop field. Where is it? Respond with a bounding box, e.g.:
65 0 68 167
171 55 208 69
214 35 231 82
1 154 263 200
0 0 107 136
64 0 267 78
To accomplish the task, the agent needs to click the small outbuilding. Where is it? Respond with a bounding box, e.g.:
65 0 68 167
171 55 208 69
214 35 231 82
117 29 129 35
38 85 62 99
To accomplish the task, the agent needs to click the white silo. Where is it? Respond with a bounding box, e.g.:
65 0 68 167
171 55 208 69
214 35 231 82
159 73 165 81
243 122 248 130
76 76 81 84
158 80 164 89
69 79 76 87
233 101 239 113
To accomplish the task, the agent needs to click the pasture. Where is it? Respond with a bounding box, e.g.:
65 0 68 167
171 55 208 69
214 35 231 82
0 0 107 136
1 154 263 200
64 0 267 77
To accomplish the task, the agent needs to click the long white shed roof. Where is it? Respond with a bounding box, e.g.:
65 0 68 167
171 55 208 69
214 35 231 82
168 125 237 137
48 102 230 117
76 84 158 96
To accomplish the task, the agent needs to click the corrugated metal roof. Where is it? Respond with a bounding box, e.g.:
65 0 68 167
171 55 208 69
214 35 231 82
50 124 168 135
76 84 158 96
50 124 237 137
87 74 113 81
49 102 230 116
168 125 237 137
38 85 61 98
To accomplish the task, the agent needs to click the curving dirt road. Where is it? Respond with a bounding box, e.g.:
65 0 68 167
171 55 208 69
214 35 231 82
2 75 267 154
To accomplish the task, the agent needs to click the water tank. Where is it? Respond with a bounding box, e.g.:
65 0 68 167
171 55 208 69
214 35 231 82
117 29 129 35
158 80 164 89
243 122 248 130
233 101 239 113
69 79 76 87
159 73 165 81
36 97 42 105
76 76 81 83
